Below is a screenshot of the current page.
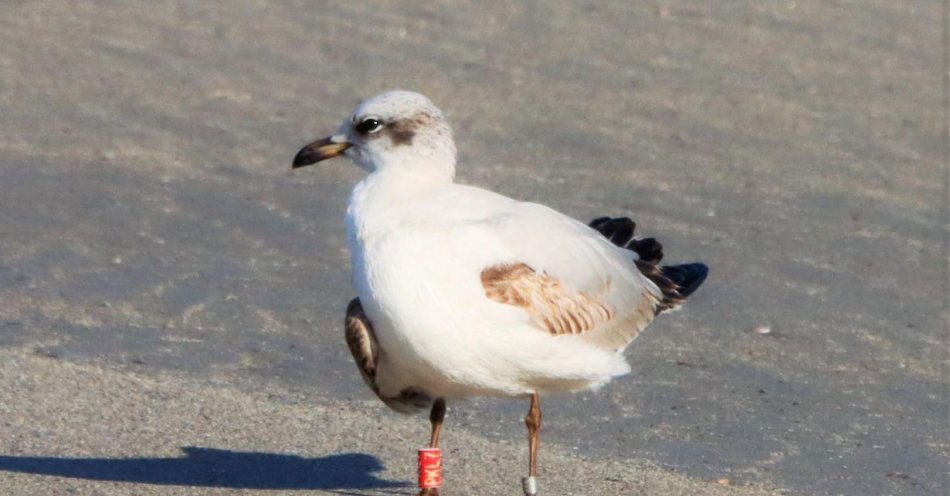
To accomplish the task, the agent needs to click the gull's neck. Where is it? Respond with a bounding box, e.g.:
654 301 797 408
347 161 455 239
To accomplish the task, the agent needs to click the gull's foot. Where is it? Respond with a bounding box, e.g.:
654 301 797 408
417 488 440 496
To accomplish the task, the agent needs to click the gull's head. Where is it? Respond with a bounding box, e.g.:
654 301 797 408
292 90 456 177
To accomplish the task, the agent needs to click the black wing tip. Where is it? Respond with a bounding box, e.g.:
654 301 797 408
588 216 636 247
631 237 663 264
589 216 630 229
590 216 707 309
661 262 709 298
589 216 665 263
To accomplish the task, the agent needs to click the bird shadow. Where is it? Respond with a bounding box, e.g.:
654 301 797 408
0 446 411 493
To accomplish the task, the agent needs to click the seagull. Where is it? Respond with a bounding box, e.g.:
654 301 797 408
292 90 708 496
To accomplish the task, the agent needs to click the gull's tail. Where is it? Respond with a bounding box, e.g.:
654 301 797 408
588 216 708 314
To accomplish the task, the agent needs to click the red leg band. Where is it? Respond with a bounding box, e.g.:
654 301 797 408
418 448 442 489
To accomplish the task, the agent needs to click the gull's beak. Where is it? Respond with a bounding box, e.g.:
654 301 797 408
292 135 351 169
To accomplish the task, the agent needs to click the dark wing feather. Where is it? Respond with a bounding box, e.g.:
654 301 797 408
589 216 708 314
344 298 379 390
344 298 431 413
588 216 663 264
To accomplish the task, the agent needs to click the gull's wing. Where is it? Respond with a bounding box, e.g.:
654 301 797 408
344 298 380 391
380 185 706 352
473 201 667 351
453 195 706 351
344 298 431 413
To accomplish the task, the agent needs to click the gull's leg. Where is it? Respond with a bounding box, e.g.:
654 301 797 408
523 392 542 496
429 398 446 448
418 398 446 496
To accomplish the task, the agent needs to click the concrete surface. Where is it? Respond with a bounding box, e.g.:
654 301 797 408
0 1 946 495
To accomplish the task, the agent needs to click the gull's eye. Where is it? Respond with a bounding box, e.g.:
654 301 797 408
355 117 383 135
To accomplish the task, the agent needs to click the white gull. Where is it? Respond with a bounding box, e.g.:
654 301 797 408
292 90 708 496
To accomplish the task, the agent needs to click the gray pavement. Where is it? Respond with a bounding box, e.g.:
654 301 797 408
0 1 946 495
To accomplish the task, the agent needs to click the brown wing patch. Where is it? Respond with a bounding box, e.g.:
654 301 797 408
481 263 614 335
345 298 432 413
345 298 379 389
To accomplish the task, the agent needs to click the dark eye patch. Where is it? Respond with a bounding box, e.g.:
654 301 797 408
355 118 382 134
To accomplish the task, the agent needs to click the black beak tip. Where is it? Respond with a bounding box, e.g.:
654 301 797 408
292 148 317 169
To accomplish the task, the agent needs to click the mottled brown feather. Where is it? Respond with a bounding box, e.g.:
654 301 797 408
480 263 614 336
345 298 431 413
344 298 379 390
